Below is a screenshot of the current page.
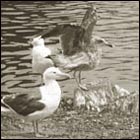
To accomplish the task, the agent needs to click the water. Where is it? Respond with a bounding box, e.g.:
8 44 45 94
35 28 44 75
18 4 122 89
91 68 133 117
1 1 139 97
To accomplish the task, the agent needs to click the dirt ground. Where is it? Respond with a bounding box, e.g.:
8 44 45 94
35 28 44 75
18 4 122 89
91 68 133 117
1 104 139 139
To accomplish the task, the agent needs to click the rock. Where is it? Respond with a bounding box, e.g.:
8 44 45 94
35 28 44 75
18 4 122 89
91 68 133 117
73 79 112 112
112 84 130 97
73 88 86 109
73 79 139 114
113 90 139 114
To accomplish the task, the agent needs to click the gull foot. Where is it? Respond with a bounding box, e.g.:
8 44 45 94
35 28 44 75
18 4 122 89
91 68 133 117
35 133 48 138
79 84 88 91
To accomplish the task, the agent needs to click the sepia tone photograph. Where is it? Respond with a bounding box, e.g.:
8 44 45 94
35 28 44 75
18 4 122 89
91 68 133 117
1 1 139 139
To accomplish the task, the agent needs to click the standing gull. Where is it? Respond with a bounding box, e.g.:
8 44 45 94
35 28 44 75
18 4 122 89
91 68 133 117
36 5 114 90
31 36 54 75
30 35 61 84
1 67 71 137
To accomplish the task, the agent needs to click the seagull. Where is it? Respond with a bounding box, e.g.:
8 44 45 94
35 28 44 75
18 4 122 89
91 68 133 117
49 35 114 90
30 35 59 84
30 36 54 79
1 67 71 137
35 4 115 90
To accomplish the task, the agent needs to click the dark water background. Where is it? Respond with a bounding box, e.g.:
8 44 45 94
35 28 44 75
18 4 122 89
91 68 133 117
1 1 139 97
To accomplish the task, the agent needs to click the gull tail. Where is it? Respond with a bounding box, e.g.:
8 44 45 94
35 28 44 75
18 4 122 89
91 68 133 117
1 103 10 112
1 97 10 112
48 54 68 67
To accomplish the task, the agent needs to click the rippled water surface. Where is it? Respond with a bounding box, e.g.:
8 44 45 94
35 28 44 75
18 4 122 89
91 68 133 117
1 1 139 96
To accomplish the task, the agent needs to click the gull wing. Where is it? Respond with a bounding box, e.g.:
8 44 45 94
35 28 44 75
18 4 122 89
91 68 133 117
37 5 98 56
2 92 45 116
40 24 85 56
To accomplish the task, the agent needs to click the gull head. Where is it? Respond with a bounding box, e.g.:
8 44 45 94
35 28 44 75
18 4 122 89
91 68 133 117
29 36 45 47
92 36 115 48
43 67 71 81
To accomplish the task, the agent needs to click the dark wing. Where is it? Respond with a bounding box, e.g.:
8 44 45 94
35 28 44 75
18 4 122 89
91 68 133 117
60 5 97 56
81 4 97 30
39 24 85 56
3 93 45 116
60 25 85 56
35 5 97 56
60 5 97 55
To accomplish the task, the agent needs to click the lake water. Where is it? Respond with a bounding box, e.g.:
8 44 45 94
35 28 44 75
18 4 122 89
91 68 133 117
1 1 139 97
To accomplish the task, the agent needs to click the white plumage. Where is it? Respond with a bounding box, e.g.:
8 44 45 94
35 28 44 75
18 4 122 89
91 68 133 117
31 36 54 74
1 67 71 137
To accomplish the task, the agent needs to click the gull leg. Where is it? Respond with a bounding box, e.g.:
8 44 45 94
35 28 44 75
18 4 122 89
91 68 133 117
78 71 88 91
41 74 44 85
78 71 82 84
73 71 88 91
33 121 48 138
33 121 38 136
33 121 44 137
73 71 79 85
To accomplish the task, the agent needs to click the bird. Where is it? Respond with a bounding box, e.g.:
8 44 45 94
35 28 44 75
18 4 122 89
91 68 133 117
30 36 54 74
35 4 115 90
1 67 71 137
49 35 114 90
30 36 54 84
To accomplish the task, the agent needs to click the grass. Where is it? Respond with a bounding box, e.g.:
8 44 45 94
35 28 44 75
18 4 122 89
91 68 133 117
1 104 139 139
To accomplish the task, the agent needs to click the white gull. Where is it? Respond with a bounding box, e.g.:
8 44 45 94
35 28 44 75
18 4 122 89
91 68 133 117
1 67 71 137
31 36 54 74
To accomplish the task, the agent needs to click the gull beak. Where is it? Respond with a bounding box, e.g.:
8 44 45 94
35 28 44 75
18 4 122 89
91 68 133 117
35 35 42 40
107 43 115 48
94 36 115 48
28 39 32 45
28 35 42 45
101 38 115 48
56 72 71 81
